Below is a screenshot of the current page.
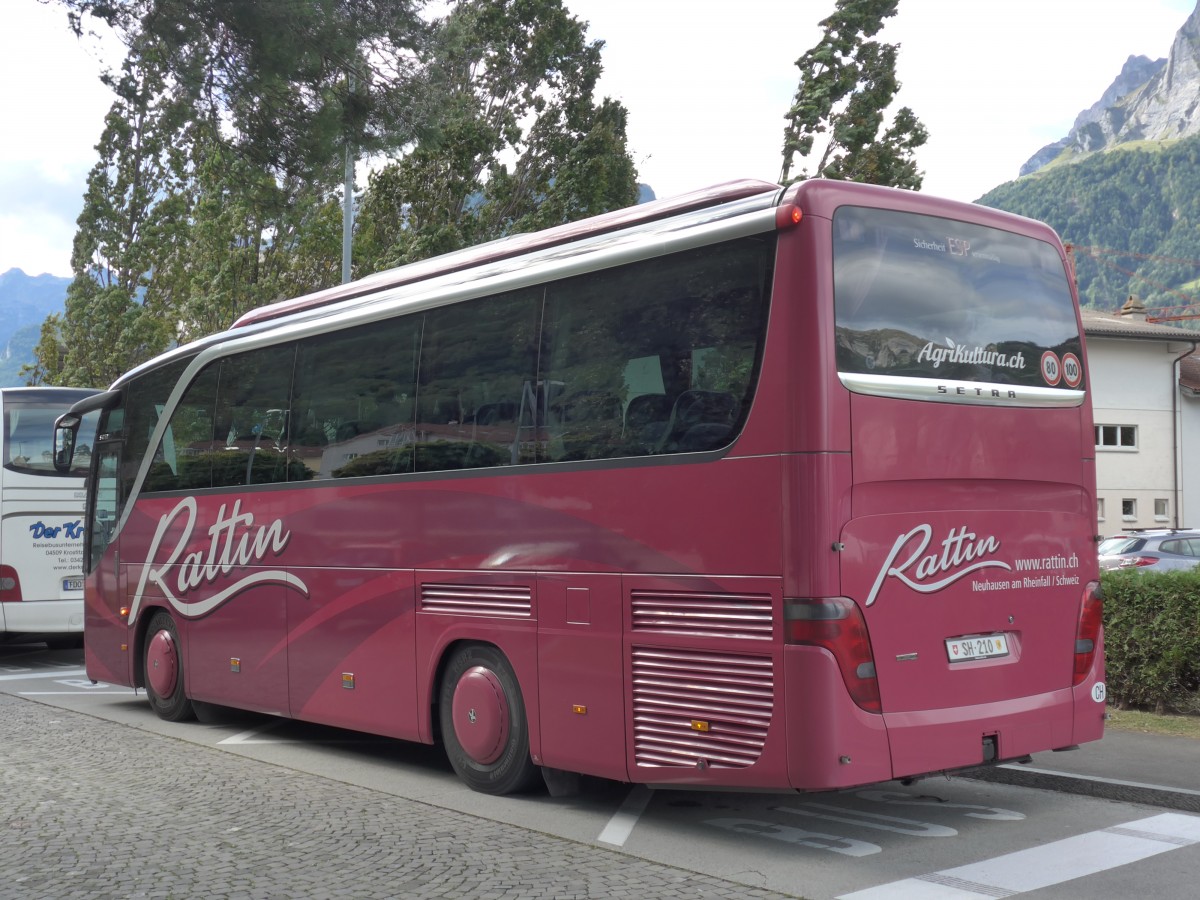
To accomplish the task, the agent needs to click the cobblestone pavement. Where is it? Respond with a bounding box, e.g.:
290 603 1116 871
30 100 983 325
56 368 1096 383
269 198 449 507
0 695 803 900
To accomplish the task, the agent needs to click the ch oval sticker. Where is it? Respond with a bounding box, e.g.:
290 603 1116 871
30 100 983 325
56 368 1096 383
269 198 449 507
1091 682 1107 703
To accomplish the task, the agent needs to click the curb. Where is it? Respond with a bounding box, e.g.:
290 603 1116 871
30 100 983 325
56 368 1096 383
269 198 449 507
961 764 1200 814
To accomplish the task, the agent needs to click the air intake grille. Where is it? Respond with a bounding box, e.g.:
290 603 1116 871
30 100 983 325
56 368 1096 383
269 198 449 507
631 590 773 639
631 647 773 768
420 583 532 617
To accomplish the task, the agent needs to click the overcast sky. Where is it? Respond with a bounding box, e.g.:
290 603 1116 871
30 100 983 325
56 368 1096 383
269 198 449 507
2 0 1196 277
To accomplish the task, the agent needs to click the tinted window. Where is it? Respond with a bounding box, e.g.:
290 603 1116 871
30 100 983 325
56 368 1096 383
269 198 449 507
291 316 422 479
143 346 298 492
414 289 543 471
143 363 219 492
123 358 192 499
833 206 1082 390
541 238 773 460
130 236 775 491
212 347 296 486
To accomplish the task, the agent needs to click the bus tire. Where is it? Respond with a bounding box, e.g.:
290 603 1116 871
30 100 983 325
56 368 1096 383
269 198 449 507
143 611 194 722
438 644 540 795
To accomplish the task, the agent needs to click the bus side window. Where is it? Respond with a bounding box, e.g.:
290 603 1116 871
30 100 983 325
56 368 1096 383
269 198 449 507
211 346 297 487
142 362 220 493
541 238 771 461
415 289 542 472
292 314 421 480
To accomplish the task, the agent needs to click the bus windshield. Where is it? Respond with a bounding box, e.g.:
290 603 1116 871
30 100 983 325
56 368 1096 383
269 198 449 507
5 396 97 477
833 205 1083 392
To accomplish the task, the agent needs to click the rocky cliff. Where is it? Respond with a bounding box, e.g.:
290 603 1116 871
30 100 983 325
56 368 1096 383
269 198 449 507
1021 3 1200 175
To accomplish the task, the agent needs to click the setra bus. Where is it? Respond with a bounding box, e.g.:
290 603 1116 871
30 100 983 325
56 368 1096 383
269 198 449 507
56 178 1105 794
1 386 98 646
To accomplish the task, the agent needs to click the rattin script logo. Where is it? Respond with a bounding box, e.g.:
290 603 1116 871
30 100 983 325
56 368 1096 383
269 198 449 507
130 497 308 622
865 524 1011 607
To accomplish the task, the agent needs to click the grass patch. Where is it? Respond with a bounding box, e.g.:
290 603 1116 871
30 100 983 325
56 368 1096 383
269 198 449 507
1106 707 1200 739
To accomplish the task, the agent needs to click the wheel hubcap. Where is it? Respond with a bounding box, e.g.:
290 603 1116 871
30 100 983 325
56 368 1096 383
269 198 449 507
451 665 509 765
146 629 178 698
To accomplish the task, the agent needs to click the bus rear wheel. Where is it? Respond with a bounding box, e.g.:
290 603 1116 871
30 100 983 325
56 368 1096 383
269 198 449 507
143 611 194 722
439 644 540 795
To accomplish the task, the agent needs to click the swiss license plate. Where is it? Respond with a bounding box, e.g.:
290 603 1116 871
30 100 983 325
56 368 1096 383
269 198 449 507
945 633 1009 662
62 577 84 592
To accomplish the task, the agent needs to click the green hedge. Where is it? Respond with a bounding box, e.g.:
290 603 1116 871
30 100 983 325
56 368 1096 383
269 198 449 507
1101 569 1200 714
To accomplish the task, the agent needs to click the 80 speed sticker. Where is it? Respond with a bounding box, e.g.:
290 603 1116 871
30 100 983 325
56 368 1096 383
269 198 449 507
1041 351 1061 385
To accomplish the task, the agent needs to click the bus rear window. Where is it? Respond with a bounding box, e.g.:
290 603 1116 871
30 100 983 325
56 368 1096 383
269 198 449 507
833 206 1082 393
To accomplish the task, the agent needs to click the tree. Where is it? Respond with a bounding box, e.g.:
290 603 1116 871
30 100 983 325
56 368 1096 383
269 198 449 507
780 0 927 189
33 0 443 383
51 0 440 181
38 51 186 387
353 0 639 273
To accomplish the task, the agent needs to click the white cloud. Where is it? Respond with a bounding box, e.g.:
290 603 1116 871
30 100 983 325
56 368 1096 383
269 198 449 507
0 0 116 277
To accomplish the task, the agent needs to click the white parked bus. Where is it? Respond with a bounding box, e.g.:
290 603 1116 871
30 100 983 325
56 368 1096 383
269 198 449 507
0 387 99 647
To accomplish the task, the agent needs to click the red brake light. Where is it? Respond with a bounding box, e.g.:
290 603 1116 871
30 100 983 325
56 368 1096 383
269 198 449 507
0 565 22 602
1117 557 1157 568
1073 581 1103 685
785 598 881 712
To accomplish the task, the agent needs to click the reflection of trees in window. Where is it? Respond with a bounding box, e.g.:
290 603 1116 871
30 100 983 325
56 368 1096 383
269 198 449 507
132 235 775 491
542 237 772 460
123 358 192 498
414 289 542 471
292 313 422 479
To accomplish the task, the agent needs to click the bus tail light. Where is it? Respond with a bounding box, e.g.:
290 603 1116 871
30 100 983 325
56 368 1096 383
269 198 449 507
1116 557 1157 568
784 597 881 713
0 565 21 602
1073 581 1103 685
775 203 803 229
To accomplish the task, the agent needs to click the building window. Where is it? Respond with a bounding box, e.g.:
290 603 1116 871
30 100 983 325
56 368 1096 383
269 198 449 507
1097 498 1105 522
1095 424 1137 449
1122 498 1137 521
1155 498 1170 521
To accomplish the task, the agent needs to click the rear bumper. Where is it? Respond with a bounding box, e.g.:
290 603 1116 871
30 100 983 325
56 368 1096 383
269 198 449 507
0 599 85 635
784 645 1105 791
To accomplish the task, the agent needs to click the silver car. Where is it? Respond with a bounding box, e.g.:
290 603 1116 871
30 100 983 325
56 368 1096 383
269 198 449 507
1098 529 1200 572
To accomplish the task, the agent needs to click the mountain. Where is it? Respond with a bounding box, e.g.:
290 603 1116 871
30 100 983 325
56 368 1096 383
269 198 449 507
1019 55 1168 177
1020 5 1200 175
979 1 1200 313
0 269 70 385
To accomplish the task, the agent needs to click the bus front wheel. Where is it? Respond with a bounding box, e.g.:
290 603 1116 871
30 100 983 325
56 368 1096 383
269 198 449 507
439 644 540 795
143 611 194 722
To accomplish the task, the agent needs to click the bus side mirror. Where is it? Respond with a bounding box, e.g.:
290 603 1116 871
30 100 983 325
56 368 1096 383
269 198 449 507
54 414 80 474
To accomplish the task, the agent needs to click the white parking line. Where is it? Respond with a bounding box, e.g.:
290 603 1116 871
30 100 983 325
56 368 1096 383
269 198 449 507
839 812 1200 899
598 785 654 847
0 668 87 681
219 722 302 745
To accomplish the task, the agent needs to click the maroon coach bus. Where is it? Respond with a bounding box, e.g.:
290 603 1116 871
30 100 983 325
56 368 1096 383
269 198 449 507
56 178 1105 795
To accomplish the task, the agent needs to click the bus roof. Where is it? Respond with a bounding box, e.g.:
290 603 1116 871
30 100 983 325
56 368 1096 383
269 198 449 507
232 179 782 329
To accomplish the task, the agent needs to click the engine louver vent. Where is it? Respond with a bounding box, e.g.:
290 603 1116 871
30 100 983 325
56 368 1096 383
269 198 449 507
631 646 773 768
631 590 773 639
420 583 532 617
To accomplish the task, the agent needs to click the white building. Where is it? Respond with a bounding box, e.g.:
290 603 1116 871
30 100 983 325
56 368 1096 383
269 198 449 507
1081 298 1199 535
